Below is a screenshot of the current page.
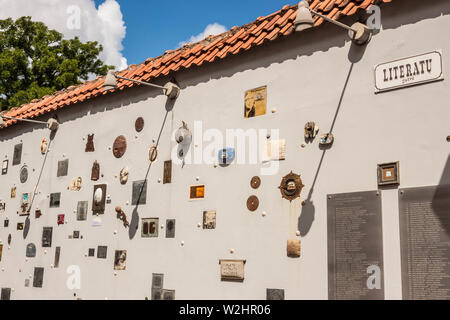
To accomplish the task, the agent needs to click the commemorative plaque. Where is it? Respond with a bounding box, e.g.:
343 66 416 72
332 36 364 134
399 185 450 300
12 143 22 166
33 267 44 288
327 191 384 300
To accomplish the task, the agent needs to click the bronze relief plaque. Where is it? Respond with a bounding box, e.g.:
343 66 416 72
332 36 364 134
279 171 304 202
91 160 100 181
135 117 144 132
85 134 95 152
250 176 261 189
247 195 259 212
113 135 127 158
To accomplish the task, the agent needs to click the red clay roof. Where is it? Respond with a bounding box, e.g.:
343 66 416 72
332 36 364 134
1 0 392 129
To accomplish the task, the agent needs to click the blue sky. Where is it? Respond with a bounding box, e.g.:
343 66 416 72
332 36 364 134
94 0 298 66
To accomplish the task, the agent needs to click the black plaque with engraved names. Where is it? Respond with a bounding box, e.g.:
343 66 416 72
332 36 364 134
399 185 450 300
328 191 385 300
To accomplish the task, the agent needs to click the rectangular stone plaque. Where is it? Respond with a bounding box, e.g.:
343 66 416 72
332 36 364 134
33 267 44 288
12 143 22 166
57 159 69 177
54 247 61 268
0 288 11 300
132 180 147 205
162 289 175 300
152 273 164 289
97 246 107 259
42 227 53 247
166 219 175 238
399 185 450 300
77 201 88 221
267 289 285 300
49 193 61 208
219 259 245 282
327 191 384 300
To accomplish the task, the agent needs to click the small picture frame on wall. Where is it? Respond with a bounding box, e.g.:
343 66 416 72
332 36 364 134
377 162 400 186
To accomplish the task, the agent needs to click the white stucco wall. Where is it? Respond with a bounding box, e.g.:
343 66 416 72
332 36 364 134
0 0 449 300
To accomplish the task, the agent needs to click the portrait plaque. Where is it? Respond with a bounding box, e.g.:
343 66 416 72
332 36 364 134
0 288 11 300
57 159 69 177
327 191 384 300
42 227 53 247
33 267 44 288
26 243 36 258
112 135 127 158
244 86 266 118
132 180 147 205
267 289 285 300
49 193 61 208
92 184 107 214
203 210 216 229
166 219 176 238
219 259 246 281
399 185 450 300
97 246 107 259
12 143 22 166
114 250 127 270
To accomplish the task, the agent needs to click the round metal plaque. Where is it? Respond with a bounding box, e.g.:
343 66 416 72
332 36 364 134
279 171 304 202
113 135 127 158
247 195 259 212
20 165 28 183
135 117 144 132
250 176 261 189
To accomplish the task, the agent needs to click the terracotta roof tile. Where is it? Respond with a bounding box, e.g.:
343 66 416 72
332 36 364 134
1 0 394 129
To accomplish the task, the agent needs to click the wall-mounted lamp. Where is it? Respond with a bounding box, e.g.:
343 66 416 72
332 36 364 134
103 70 180 99
294 1 372 45
0 115 59 131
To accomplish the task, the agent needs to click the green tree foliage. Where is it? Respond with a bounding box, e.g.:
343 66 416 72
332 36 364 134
0 16 113 110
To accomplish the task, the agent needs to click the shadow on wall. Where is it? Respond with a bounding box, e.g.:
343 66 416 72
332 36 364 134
298 46 358 236
432 154 450 234
129 96 176 240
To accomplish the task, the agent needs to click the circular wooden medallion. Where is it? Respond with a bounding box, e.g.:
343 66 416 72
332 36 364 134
247 195 259 212
250 176 261 189
135 117 144 132
113 136 127 158
20 166 28 183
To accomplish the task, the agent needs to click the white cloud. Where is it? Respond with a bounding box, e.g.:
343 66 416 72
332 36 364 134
0 0 127 71
179 23 227 47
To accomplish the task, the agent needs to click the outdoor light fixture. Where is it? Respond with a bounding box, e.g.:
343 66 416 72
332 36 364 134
294 1 372 45
0 115 59 131
103 70 181 99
